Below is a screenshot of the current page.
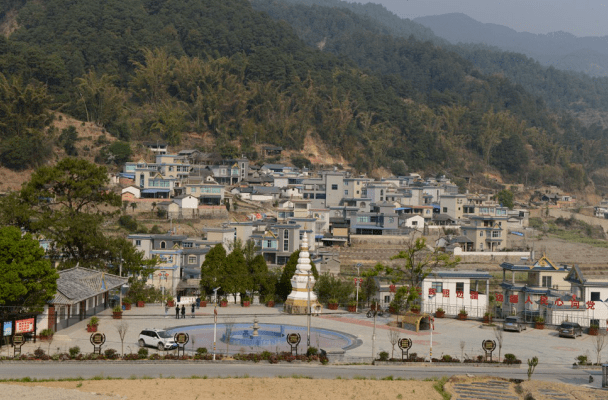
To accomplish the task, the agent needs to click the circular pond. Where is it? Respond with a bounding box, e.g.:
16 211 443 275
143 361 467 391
166 323 361 354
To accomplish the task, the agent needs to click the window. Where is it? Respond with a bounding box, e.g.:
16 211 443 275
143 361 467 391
443 207 447 213
412 220 418 226
431 282 443 292
135 240 141 246
492 231 501 238
456 282 464 292
344 190 348 195
183 242 193 248
160 241 166 249
331 184 338 190
541 276 552 288
591 292 601 301
480 231 483 237
188 256 197 264
384 295 391 303
283 230 289 251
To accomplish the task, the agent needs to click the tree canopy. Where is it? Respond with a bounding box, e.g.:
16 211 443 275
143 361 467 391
0 226 58 315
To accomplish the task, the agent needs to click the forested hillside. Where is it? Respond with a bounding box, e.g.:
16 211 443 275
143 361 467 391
0 0 605 192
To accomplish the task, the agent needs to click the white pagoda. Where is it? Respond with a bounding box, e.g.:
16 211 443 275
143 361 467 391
284 232 321 314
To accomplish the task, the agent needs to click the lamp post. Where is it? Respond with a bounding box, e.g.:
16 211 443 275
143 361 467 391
307 271 311 348
213 286 221 361
372 309 377 360
355 263 362 313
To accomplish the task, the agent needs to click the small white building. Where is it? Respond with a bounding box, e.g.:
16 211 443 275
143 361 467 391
401 215 424 229
121 186 141 199
174 194 198 209
374 270 492 319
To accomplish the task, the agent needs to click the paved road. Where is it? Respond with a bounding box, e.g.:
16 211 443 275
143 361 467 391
0 362 600 386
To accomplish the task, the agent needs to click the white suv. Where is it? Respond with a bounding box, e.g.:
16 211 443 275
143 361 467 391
138 329 177 351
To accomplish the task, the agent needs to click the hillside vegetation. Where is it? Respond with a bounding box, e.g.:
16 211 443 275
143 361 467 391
0 0 605 192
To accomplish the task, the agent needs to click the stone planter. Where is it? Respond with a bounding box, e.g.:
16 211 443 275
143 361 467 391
589 327 599 336
86 325 98 332
220 301 228 307
242 301 251 307
200 301 207 308
123 303 131 310
266 301 275 307
39 335 53 342
167 301 175 307
137 301 145 307
347 305 356 312
483 316 492 324
328 303 339 310
113 311 123 320
435 311 445 318
458 314 468 321
535 322 545 330
411 309 420 315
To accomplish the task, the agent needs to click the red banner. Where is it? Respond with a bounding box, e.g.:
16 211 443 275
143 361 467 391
15 318 34 334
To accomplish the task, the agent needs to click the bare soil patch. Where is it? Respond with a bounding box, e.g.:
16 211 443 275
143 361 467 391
12 378 441 400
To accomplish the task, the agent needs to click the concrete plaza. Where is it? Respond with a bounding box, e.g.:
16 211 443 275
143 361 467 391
5 303 604 369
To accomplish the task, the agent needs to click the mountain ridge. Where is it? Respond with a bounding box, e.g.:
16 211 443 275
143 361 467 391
414 12 608 77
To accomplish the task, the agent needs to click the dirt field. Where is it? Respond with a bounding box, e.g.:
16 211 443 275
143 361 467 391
9 376 607 400
8 378 442 400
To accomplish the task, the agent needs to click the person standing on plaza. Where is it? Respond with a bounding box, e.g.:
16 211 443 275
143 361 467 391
181 304 186 319
175 305 180 319
196 296 201 309
191 302 195 318
164 303 169 318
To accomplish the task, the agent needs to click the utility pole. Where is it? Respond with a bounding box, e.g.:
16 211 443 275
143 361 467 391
213 286 221 361
119 253 123 309
372 309 377 360
307 271 311 348
355 263 361 313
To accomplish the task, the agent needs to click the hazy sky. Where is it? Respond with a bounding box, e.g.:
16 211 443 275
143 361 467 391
350 0 608 37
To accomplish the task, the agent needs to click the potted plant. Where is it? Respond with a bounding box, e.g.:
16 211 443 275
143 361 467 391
265 294 275 308
327 299 339 310
39 328 54 341
112 305 123 319
200 297 207 307
534 316 545 330
220 297 228 307
87 316 99 332
410 304 420 314
136 294 145 308
435 308 445 318
242 295 251 307
166 296 175 307
122 298 132 310
589 323 599 336
347 300 357 312
458 308 468 321
483 311 493 324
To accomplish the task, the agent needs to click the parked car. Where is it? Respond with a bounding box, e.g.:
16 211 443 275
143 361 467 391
558 322 583 338
503 316 527 332
138 329 177 350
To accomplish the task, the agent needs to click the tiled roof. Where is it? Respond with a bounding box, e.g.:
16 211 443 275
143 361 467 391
51 267 127 305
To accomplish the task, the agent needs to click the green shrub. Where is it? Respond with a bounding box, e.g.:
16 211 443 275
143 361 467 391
306 347 318 356
196 347 208 355
119 215 138 232
378 351 389 361
69 346 81 358
138 348 149 359
34 348 45 358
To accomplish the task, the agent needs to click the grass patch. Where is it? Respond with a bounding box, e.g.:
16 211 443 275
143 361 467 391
432 376 451 400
